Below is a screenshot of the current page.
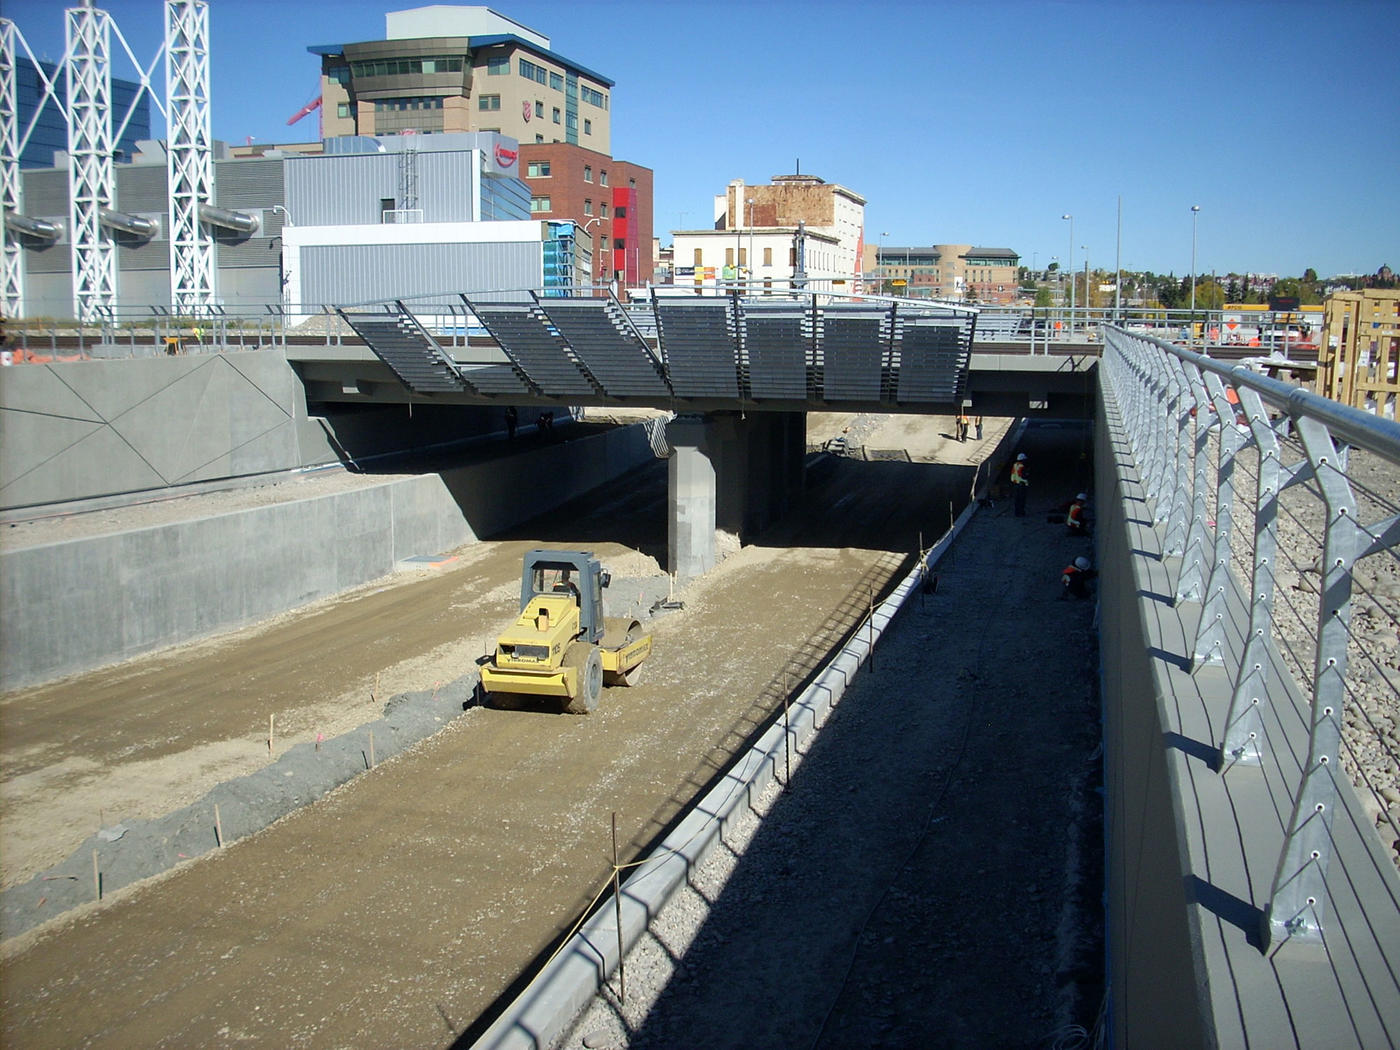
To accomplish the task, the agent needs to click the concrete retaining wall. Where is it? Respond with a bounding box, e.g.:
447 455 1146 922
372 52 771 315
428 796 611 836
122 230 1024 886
1094 395 1210 1049
1 425 652 691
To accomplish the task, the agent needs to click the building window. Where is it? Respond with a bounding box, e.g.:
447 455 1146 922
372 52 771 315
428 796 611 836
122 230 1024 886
615 206 626 218
693 248 703 265
535 134 543 143
583 166 592 182
600 170 608 186
581 85 606 108
530 196 551 213
600 202 608 217
629 177 636 187
552 107 560 123
726 248 734 266
534 100 544 117
583 119 592 136
549 71 563 91
336 102 350 118
519 58 548 85
583 200 592 215
487 55 509 75
764 247 772 265
351 55 465 77
614 238 626 250
478 94 501 111
526 160 551 178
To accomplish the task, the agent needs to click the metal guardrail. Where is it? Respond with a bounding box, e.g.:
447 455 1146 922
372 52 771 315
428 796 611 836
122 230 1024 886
1102 325 1400 947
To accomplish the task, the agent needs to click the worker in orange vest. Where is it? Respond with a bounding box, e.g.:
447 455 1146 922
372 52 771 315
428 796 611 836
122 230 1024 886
1067 492 1090 536
1060 556 1096 600
1010 452 1029 517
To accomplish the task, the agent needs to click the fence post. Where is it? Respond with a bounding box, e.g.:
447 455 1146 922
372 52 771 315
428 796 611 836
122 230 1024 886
1191 371 1245 666
1219 386 1282 767
1174 361 1212 602
1264 415 1359 946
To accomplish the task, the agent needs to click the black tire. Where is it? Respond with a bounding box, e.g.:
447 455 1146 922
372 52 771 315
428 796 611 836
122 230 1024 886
562 643 603 714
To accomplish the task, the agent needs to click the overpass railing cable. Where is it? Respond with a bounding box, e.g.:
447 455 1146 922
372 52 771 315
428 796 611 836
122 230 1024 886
1102 325 1400 949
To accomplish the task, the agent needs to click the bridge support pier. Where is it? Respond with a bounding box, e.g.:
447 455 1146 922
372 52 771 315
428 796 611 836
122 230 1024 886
667 411 806 580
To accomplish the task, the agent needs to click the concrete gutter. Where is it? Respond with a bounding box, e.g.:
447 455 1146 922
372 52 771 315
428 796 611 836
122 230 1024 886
468 484 989 1050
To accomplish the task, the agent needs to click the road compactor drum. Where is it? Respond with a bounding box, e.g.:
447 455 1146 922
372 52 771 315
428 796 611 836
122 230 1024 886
479 550 653 713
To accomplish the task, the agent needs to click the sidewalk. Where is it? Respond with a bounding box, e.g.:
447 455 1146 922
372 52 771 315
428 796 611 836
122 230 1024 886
553 420 1106 1050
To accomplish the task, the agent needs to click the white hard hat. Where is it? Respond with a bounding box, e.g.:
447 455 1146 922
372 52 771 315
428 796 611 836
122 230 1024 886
1076 492 1087 501
1074 556 1090 571
1016 453 1027 461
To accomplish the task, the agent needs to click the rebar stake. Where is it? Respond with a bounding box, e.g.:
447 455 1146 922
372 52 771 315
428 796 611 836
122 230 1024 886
612 812 626 1003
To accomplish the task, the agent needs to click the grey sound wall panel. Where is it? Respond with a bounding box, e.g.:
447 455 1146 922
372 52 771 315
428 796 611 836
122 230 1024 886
301 242 541 309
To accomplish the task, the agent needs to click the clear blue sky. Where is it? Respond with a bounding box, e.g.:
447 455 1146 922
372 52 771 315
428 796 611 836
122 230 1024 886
9 0 1398 278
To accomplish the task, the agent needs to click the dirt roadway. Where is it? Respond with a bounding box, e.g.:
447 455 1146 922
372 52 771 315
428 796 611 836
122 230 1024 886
1 413 1021 1047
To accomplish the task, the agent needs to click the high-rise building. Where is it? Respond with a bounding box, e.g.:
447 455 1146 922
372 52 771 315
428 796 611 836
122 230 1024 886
14 56 151 169
310 7 613 152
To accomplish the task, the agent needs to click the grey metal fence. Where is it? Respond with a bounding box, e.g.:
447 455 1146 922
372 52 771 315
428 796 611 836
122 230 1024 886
1102 325 1400 948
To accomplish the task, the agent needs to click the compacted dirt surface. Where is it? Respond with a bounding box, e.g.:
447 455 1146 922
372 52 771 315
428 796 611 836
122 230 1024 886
1 411 1099 1048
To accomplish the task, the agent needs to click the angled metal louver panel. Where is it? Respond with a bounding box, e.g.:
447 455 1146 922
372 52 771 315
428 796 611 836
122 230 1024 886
654 299 740 399
896 320 968 403
338 307 475 394
468 298 596 397
534 297 670 398
820 309 887 401
741 302 809 400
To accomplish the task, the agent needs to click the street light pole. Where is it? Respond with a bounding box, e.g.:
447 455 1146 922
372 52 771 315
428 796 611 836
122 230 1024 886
1062 213 1074 338
1189 204 1201 345
1082 245 1089 324
746 197 755 293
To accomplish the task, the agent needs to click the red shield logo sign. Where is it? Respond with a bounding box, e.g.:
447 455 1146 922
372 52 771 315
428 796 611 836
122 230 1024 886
522 101 532 122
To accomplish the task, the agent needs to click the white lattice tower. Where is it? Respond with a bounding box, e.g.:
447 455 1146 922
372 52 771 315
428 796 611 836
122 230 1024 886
66 1 117 323
165 0 213 311
1 19 24 318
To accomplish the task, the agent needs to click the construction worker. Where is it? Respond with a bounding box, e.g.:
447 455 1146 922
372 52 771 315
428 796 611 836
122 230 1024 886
1067 492 1090 536
1011 452 1029 517
1060 556 1097 600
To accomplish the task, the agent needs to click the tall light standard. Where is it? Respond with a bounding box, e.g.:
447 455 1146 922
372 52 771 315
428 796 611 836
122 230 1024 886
878 232 888 295
1189 204 1201 344
1081 245 1089 321
746 197 755 292
1061 213 1074 337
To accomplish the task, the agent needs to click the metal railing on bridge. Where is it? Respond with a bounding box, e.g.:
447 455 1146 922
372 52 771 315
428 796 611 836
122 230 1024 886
1102 326 1400 950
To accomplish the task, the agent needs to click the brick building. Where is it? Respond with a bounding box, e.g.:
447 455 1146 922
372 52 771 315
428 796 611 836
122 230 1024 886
518 143 653 287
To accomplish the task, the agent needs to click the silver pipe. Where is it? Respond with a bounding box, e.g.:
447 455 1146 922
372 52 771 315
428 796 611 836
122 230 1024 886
4 212 63 242
98 208 158 238
198 204 259 234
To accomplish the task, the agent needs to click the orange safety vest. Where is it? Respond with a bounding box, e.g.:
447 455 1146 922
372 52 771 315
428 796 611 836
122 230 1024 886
1068 501 1084 527
1011 461 1027 486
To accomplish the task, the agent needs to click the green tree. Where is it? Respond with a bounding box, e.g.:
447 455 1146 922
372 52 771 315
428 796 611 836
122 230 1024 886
1034 286 1054 308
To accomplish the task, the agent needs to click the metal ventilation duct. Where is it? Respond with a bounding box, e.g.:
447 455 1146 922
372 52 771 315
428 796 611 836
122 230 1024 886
198 203 258 233
99 207 158 239
4 212 63 243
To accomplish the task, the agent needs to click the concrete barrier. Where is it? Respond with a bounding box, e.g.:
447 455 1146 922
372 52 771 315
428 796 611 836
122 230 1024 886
0 425 652 691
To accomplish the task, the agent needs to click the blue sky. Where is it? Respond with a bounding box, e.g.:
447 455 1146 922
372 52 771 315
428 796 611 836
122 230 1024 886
8 0 1398 278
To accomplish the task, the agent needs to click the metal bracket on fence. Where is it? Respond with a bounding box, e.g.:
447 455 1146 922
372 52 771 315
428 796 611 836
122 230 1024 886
1219 385 1281 767
1264 415 1359 947
1192 372 1246 666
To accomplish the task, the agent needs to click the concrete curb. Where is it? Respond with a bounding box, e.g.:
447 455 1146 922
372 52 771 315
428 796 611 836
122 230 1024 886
469 494 985 1050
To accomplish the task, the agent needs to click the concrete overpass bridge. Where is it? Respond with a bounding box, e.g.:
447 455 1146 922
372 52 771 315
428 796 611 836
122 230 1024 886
306 290 1094 576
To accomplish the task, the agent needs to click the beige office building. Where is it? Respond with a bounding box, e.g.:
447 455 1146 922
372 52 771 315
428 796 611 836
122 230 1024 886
311 6 613 153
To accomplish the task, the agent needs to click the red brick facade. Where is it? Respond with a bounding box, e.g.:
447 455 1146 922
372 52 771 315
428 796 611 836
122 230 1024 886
518 143 653 287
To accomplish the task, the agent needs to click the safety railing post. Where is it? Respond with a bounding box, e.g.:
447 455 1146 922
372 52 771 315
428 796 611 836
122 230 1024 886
1264 415 1359 946
1160 355 1194 549
1192 372 1245 666
1174 362 1212 602
1219 386 1282 767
